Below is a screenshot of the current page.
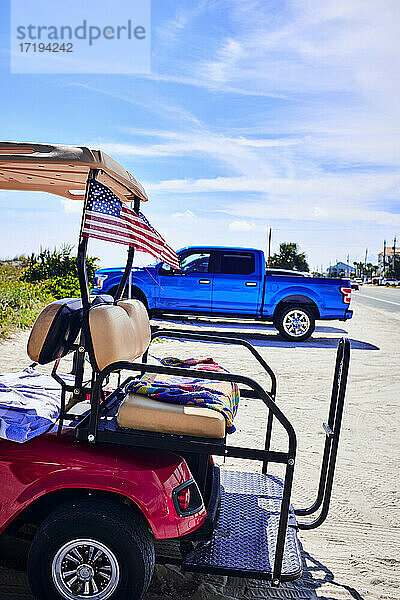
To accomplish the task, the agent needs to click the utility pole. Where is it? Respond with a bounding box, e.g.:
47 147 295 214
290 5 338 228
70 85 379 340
267 228 272 266
383 240 386 277
347 253 350 277
364 248 368 280
393 236 397 272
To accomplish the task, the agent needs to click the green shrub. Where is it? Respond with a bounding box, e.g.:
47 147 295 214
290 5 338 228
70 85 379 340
0 263 53 338
23 245 98 285
40 275 81 299
0 246 98 338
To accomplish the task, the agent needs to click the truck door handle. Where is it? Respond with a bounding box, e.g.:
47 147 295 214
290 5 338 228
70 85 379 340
199 279 210 284
245 282 257 287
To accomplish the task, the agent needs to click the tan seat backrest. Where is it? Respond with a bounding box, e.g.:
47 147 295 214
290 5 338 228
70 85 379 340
27 298 82 364
89 299 151 371
117 300 151 355
28 303 62 363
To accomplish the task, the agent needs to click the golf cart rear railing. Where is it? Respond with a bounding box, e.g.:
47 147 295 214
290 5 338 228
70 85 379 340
145 330 351 530
295 336 350 529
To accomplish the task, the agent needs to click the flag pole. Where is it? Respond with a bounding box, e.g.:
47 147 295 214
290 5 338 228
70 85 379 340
113 194 140 303
77 169 98 310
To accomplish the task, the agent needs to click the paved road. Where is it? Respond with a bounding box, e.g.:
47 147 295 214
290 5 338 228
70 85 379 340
353 284 400 315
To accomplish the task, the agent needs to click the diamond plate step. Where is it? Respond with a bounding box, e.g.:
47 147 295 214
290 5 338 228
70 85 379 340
183 470 302 581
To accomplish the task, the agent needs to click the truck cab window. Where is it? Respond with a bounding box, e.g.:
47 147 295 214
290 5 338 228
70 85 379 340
220 253 255 275
180 252 210 273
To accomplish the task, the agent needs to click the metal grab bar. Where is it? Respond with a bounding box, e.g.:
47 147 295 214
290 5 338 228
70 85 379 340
295 337 350 529
147 328 277 399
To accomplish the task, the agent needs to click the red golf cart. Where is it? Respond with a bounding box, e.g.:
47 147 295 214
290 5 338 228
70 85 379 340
0 142 350 600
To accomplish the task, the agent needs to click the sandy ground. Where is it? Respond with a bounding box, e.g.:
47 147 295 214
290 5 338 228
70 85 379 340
0 292 399 600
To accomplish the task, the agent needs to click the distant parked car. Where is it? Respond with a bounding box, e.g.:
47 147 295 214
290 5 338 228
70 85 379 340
383 278 399 287
354 278 363 285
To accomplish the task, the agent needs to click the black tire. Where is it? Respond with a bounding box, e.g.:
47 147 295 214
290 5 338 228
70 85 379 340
27 499 155 600
275 305 315 341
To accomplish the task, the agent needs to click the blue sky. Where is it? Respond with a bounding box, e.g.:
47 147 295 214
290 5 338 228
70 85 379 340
1 0 399 271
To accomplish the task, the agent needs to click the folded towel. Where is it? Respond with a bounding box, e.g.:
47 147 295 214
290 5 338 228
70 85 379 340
0 367 73 443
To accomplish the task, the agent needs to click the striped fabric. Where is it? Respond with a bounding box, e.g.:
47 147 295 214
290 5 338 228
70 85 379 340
128 357 240 433
82 180 179 269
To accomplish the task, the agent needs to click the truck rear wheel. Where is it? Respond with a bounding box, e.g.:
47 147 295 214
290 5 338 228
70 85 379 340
275 305 315 341
27 499 155 600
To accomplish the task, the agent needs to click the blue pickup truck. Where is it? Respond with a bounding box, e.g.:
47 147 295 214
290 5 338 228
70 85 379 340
92 246 353 341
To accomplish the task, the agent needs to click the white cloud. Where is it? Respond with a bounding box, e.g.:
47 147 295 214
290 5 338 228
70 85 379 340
155 1 211 47
171 209 199 221
146 171 398 196
146 171 400 227
229 220 258 232
92 132 295 180
193 0 400 100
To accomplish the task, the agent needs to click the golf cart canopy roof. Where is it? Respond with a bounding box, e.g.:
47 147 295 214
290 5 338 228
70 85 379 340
0 141 148 203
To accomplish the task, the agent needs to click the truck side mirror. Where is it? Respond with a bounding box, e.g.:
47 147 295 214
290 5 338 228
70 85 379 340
159 263 179 275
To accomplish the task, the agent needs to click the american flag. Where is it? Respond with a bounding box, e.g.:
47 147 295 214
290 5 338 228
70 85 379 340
81 180 180 269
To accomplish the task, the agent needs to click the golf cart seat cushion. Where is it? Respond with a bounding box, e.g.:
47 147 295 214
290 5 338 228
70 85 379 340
27 298 82 364
88 300 150 371
117 393 226 439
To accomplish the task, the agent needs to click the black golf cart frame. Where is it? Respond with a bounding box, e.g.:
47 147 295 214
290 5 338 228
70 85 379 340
54 168 350 585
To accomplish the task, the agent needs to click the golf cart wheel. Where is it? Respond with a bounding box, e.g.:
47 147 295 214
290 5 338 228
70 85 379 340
276 305 315 341
27 499 155 600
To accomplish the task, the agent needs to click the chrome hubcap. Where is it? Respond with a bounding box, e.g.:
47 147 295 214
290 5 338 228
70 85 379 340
76 565 94 581
52 538 119 600
282 310 310 337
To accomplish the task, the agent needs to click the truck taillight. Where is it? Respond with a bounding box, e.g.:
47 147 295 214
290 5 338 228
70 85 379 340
340 287 351 304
